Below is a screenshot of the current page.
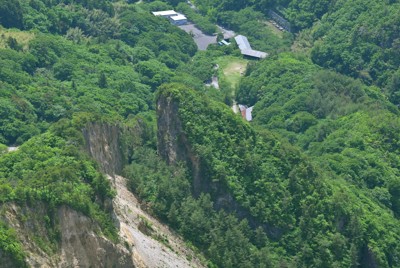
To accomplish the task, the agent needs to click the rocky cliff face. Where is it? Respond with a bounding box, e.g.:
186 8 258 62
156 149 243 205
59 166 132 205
157 94 205 196
83 123 125 175
58 206 134 268
156 94 185 165
156 92 244 201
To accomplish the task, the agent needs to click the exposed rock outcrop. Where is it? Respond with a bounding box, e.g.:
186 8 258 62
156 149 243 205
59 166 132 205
82 120 153 176
3 180 204 268
157 94 209 197
58 206 134 268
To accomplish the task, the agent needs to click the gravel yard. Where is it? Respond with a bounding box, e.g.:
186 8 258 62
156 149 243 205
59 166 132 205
178 23 217 50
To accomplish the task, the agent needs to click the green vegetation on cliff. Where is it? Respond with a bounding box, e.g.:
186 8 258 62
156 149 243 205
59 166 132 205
1 0 400 267
141 83 400 267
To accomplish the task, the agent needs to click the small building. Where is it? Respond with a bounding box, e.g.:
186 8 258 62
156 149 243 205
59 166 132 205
152 10 178 18
238 104 253 121
169 14 187 25
245 106 253 121
221 40 230 46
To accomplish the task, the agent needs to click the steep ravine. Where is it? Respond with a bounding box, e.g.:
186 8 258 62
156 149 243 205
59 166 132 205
111 175 203 268
84 122 204 268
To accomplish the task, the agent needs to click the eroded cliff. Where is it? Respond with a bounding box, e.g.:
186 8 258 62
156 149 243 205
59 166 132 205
2 203 134 267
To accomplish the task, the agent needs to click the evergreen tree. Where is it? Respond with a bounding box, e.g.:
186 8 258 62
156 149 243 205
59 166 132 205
98 72 108 88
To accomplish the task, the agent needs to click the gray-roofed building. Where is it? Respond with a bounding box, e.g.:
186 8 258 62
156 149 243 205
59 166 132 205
234 35 268 59
241 49 267 59
235 35 251 50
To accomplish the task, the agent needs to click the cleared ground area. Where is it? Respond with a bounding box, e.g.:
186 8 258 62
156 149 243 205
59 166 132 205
178 23 217 50
0 29 34 49
217 56 248 90
263 21 284 38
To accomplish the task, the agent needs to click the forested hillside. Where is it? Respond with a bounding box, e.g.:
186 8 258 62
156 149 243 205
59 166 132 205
0 0 399 267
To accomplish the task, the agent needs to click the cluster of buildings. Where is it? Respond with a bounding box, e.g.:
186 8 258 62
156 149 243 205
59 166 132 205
152 10 187 26
152 11 268 59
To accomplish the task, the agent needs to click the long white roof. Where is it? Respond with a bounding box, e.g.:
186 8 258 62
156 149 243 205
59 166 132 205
152 10 178 16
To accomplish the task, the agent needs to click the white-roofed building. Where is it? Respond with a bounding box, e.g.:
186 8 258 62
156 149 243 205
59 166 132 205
237 104 254 121
152 10 178 18
169 14 187 25
221 40 230 46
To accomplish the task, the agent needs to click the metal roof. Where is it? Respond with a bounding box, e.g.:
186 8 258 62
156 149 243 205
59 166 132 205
241 49 268 59
235 35 251 50
235 35 268 59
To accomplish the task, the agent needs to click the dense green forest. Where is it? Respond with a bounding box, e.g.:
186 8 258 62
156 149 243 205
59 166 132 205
0 0 399 267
